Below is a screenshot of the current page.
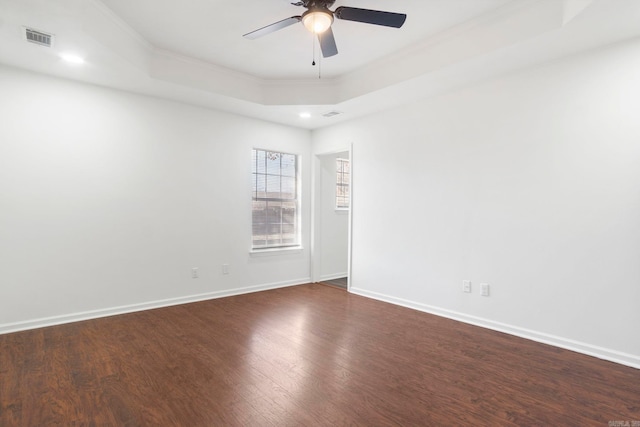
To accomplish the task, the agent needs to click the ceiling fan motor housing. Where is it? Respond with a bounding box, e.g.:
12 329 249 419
245 0 407 58
300 0 336 9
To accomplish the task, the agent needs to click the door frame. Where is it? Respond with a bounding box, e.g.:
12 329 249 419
310 144 353 290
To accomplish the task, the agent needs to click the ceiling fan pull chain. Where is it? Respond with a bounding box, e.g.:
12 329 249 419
312 31 316 66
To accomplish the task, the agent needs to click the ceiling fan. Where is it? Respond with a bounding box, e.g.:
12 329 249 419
243 0 407 58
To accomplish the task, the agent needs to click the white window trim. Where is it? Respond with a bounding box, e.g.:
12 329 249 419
249 246 304 257
250 148 302 252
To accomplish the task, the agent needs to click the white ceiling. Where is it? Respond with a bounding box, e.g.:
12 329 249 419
99 0 511 79
1 0 640 129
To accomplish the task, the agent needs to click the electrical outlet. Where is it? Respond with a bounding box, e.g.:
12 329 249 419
462 280 472 293
222 264 229 275
191 267 199 279
481 283 490 297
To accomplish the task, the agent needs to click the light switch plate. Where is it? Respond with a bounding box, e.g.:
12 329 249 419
481 283 490 296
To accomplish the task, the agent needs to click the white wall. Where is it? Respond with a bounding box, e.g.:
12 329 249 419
318 152 349 281
312 38 640 368
0 65 312 331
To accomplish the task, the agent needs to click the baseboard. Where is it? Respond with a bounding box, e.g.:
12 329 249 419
0 278 311 335
319 272 348 282
350 287 640 370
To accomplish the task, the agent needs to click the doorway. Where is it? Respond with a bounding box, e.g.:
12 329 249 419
312 148 352 290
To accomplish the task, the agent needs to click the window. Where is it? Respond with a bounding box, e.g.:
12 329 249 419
336 158 350 209
251 149 299 249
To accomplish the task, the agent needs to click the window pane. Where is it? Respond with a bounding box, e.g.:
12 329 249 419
256 150 266 174
283 200 295 218
282 201 296 244
252 200 267 247
281 176 295 199
254 173 266 198
281 153 296 177
337 172 346 185
266 174 280 196
251 149 299 249
266 152 281 175
336 158 350 209
266 201 282 246
252 149 257 174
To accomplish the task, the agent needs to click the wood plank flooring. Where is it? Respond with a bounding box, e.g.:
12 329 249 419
1 283 639 426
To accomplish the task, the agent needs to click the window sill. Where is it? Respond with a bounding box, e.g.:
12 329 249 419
335 208 349 214
250 246 304 257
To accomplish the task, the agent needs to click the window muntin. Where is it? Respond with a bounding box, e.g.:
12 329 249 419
336 158 350 210
252 149 299 249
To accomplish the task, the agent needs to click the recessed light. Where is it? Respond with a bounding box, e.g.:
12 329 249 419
299 112 311 119
60 53 85 65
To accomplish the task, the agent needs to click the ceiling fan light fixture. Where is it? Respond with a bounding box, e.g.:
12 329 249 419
302 9 333 34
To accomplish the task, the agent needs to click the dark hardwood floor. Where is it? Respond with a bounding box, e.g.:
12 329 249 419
1 284 638 426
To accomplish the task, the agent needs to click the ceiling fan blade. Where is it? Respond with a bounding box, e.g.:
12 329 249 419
334 7 406 28
243 16 302 39
318 27 338 58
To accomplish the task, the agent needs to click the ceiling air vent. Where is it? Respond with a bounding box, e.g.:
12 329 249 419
322 111 342 118
24 28 54 47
